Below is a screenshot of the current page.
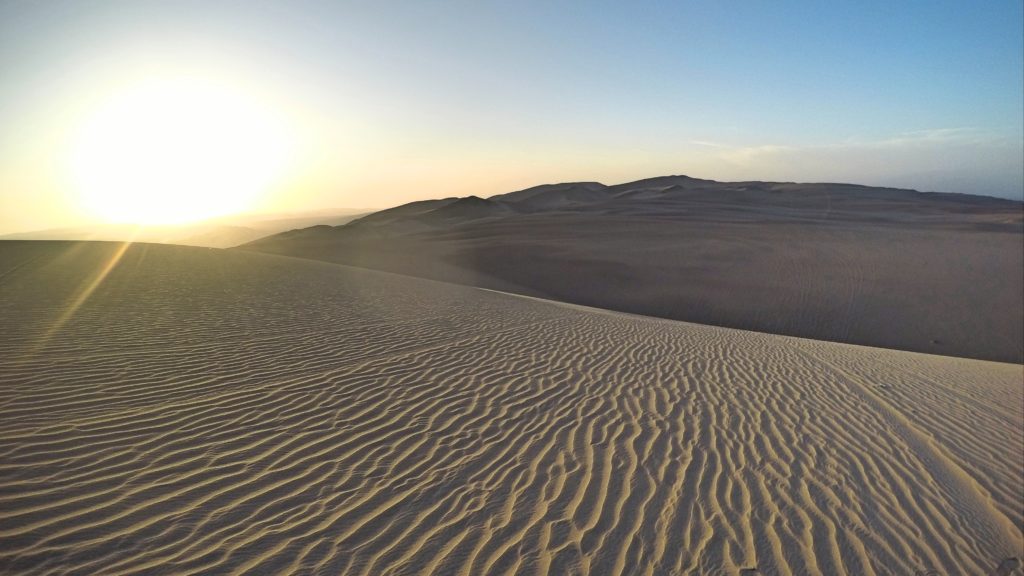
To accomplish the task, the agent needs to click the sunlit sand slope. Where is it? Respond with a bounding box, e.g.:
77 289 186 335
0 241 1021 575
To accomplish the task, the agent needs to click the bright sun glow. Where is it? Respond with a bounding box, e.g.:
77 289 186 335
68 77 295 225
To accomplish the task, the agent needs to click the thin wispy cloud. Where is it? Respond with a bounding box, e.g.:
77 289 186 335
687 140 730 149
679 129 1023 197
858 127 1009 148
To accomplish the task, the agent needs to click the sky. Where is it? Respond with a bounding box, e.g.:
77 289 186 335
1 0 1022 233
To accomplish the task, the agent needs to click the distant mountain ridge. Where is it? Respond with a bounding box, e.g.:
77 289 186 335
334 175 1021 232
242 175 1024 363
2 209 369 248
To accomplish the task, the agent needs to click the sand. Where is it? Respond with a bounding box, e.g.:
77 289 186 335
0 241 1021 575
244 177 1024 363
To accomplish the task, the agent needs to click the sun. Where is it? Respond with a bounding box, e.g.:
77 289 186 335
68 76 295 225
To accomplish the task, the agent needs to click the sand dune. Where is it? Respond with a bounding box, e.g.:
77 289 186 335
0 241 1021 574
244 176 1024 363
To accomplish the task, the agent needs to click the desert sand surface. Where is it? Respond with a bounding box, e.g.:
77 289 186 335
244 176 1024 363
0 241 1021 575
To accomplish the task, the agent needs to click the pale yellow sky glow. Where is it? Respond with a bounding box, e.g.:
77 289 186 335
66 75 298 225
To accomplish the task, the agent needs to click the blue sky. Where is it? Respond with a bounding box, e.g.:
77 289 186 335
1 0 1021 231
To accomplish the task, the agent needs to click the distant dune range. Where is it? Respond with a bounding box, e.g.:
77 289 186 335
243 176 1024 363
1 209 368 249
0 241 1021 574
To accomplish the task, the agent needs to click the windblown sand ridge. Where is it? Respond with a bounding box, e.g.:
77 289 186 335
0 241 1021 574
245 176 1024 363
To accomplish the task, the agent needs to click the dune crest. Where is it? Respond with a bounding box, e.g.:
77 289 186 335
244 175 1024 363
0 241 1021 575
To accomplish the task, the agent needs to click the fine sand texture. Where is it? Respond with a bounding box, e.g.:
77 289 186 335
1 241 1021 575
244 176 1024 363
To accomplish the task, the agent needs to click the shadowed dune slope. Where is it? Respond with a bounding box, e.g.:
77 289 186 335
0 241 1021 575
243 176 1024 363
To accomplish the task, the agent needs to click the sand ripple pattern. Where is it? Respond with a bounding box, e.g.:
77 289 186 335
0 242 1021 575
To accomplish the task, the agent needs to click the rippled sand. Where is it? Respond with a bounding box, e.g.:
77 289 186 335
1 241 1021 575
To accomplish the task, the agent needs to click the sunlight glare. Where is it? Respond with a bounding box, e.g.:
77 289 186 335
68 76 295 225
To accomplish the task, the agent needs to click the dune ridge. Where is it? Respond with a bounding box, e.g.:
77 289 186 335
0 241 1021 575
244 175 1024 363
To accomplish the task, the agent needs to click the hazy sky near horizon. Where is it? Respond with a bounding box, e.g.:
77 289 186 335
1 0 1022 232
